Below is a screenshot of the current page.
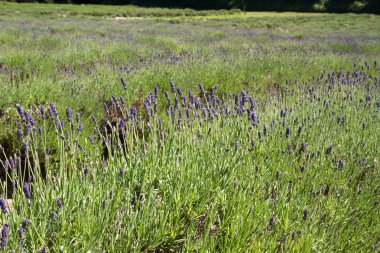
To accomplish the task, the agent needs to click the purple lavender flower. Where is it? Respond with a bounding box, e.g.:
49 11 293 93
91 115 97 124
121 77 127 90
112 95 119 107
177 87 183 98
235 140 239 151
66 107 73 122
16 104 23 118
104 103 109 116
77 123 83 133
41 247 46 253
301 142 307 152
21 219 28 230
258 131 262 141
25 123 31 136
300 165 305 173
75 112 80 123
23 142 29 158
23 182 31 199
40 105 45 120
269 216 274 225
17 123 23 140
47 108 54 119
9 157 15 170
263 125 268 136
198 83 205 94
188 90 194 103
0 199 7 214
57 199 62 209
286 126 291 139
303 209 309 220
24 111 35 126
158 118 162 128
170 81 176 93
84 167 89 177
338 159 344 169
38 126 43 136
326 145 332 155
49 102 58 116
120 96 125 106
88 136 95 146
154 85 159 98
1 226 8 247
298 125 303 137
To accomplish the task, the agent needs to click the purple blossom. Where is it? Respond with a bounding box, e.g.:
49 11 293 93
121 77 127 90
120 96 125 105
57 199 62 209
170 81 176 93
23 182 31 199
23 142 29 157
301 142 307 152
298 125 303 137
300 165 305 173
66 107 73 122
84 167 89 177
303 209 309 220
17 123 23 140
326 145 332 155
49 102 58 116
198 83 205 94
16 104 23 118
0 198 7 214
75 112 80 123
235 140 239 151
40 105 45 120
78 123 83 133
338 159 344 169
154 85 159 98
38 126 43 136
104 103 109 116
91 115 97 124
88 136 95 145
286 126 291 139
1 226 7 247
9 157 15 170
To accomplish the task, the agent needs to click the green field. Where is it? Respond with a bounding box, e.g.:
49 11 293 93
0 3 379 252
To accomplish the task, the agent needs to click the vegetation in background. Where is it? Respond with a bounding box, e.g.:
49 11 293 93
1 0 379 14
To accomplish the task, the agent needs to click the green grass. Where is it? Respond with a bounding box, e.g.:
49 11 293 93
0 3 379 252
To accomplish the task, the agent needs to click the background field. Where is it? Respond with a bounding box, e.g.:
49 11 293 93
1 3 379 118
0 3 379 252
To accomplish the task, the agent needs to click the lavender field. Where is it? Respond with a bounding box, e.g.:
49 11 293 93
0 3 379 252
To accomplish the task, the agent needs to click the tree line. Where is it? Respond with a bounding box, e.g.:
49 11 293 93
7 0 380 13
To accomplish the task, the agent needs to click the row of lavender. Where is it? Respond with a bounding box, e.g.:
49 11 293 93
0 66 378 251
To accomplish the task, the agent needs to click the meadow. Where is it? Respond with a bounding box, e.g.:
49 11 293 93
0 3 379 252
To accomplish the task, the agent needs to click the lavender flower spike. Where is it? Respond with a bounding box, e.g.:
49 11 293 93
23 182 31 199
0 199 7 214
1 226 7 247
121 77 127 90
